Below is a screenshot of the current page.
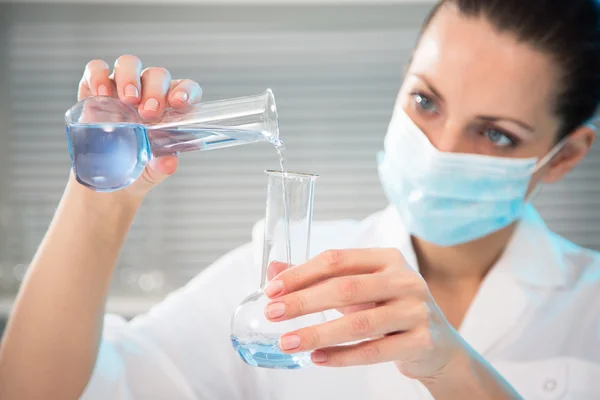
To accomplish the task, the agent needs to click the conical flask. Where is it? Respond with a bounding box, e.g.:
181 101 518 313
65 89 279 192
231 170 327 369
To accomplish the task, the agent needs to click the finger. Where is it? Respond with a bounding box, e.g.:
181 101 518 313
310 329 429 367
134 156 179 193
267 261 289 282
113 55 143 106
79 59 111 100
266 273 402 320
267 248 406 297
167 79 203 109
338 303 377 315
277 301 427 352
138 67 172 121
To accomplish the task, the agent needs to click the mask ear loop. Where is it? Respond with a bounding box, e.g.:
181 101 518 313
526 137 569 203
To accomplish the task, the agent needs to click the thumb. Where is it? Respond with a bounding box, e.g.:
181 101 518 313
137 155 178 191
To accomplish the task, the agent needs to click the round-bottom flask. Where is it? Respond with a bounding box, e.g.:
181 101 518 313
230 170 327 369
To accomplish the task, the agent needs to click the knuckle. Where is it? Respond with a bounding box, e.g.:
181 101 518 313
360 344 381 363
143 66 171 78
405 274 428 294
349 313 373 337
322 249 344 269
181 78 200 88
413 328 435 353
385 248 404 264
155 67 171 77
305 327 322 349
187 80 203 97
337 277 361 302
85 59 108 73
387 271 427 296
115 54 141 68
386 272 405 292
415 303 431 324
289 268 301 286
405 302 430 325
295 293 309 315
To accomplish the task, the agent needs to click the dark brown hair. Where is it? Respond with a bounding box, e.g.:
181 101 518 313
422 0 600 140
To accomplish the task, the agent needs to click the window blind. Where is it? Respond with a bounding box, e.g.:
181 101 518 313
0 3 598 314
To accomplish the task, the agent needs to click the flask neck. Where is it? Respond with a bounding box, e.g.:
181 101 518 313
147 126 272 157
145 89 279 157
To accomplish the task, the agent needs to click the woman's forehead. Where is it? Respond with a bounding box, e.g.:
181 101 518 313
409 5 560 126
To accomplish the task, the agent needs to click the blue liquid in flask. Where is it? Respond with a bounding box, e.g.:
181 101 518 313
66 123 151 192
66 122 268 192
231 335 312 370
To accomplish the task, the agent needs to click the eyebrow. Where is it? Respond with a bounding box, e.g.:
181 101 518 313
477 116 534 132
411 73 535 133
413 73 445 102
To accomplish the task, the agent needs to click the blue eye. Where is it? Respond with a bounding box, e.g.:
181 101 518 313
484 128 517 148
413 93 438 114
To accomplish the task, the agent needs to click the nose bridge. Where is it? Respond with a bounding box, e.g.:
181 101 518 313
429 119 464 153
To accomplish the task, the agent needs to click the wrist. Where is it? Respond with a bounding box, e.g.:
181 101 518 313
419 345 522 400
45 174 143 268
65 172 144 215
414 344 469 386
417 348 474 398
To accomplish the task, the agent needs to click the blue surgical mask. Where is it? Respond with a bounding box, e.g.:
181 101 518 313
377 109 564 246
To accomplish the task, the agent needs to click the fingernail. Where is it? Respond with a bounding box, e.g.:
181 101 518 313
124 84 139 98
98 84 110 96
312 350 328 363
280 335 301 351
144 98 159 112
265 280 283 298
173 91 189 103
266 302 286 319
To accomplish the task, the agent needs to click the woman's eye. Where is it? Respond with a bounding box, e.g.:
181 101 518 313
413 93 438 114
483 128 517 148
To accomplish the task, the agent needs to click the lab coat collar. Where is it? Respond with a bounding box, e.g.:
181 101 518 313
496 204 571 288
371 204 571 289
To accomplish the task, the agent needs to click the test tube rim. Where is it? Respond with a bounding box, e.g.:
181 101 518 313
264 170 319 179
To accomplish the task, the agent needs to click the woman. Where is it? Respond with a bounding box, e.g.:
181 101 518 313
1 0 599 398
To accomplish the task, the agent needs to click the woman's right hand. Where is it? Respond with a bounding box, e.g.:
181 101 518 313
0 55 204 400
76 54 203 199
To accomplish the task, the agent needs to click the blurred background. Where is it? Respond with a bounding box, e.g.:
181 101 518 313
0 0 598 334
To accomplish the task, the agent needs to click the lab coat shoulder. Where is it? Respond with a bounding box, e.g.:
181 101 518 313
552 231 600 290
81 214 377 400
552 232 600 355
494 231 600 399
545 231 600 331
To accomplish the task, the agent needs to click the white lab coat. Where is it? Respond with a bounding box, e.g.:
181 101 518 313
81 205 600 400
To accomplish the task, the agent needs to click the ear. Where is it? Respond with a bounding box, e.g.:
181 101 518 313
542 121 597 184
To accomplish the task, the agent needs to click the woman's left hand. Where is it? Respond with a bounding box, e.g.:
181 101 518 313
264 248 464 380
